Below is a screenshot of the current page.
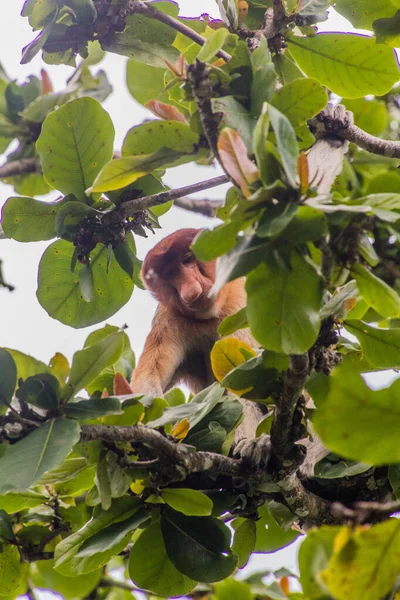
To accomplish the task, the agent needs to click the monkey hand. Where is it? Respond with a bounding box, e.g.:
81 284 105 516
308 104 353 140
232 434 272 470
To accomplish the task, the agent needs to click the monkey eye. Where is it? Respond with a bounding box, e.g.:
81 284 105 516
181 252 195 265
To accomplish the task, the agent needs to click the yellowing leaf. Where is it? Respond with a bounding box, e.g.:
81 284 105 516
171 418 190 441
144 100 187 123
130 480 146 494
211 337 256 395
49 352 69 385
217 128 259 198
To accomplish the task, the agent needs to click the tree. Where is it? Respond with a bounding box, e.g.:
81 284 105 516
1 0 400 598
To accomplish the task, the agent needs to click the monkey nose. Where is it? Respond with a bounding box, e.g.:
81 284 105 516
180 281 203 305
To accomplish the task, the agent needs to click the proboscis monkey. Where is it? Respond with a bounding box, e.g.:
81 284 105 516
130 105 351 468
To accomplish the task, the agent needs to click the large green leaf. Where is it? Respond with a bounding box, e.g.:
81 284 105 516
161 488 213 517
288 33 399 98
322 520 400 600
267 104 299 187
1 196 67 242
352 263 400 319
211 96 255 153
37 240 134 328
89 148 192 193
126 59 173 107
67 332 124 395
32 560 100 600
103 34 179 68
345 320 400 369
313 370 400 464
129 522 196 597
192 223 240 261
161 510 237 582
0 349 17 408
246 250 322 354
335 0 397 30
254 504 299 552
0 418 80 494
54 497 142 576
271 78 327 127
36 97 114 201
122 121 197 156
298 526 340 599
0 545 22 596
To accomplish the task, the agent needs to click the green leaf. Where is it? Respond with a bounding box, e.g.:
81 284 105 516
0 510 15 541
281 206 327 242
32 560 101 600
250 38 277 115
161 510 237 582
352 263 400 319
16 373 59 410
345 320 400 369
214 578 252 600
0 418 80 494
254 504 299 552
161 488 213 517
147 383 224 429
2 348 50 381
287 33 399 98
0 350 17 408
197 28 230 62
77 508 149 556
0 491 48 514
211 96 255 153
54 497 142 575
232 519 256 568
1 196 66 242
314 456 371 479
126 59 170 107
218 307 248 336
37 240 134 328
268 104 299 187
63 397 122 419
36 97 114 201
313 370 400 464
322 520 400 600
129 522 196 597
343 98 388 137
335 0 397 30
0 545 21 596
246 250 322 354
102 34 179 68
191 223 240 261
89 148 192 193
271 78 327 127
122 121 197 156
320 280 358 319
79 261 95 302
298 526 340 599
68 332 124 395
37 457 88 484
257 202 298 238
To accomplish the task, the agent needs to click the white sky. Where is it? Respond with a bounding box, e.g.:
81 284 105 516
0 1 362 591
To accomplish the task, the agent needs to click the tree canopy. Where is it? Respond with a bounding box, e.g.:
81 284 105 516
1 0 400 598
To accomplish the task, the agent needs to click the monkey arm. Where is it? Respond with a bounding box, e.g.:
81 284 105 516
130 307 186 396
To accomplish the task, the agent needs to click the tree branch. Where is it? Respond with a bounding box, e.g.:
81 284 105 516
128 1 231 62
278 472 336 526
331 499 400 524
340 123 400 158
117 174 229 217
80 424 244 479
0 158 40 178
270 353 309 462
174 196 224 217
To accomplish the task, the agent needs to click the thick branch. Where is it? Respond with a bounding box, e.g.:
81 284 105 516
278 473 336 526
80 424 244 478
117 174 229 217
0 158 40 178
340 123 400 158
331 499 400 524
128 1 231 62
270 353 309 461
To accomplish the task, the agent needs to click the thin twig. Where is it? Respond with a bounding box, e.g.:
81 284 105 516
340 123 400 158
128 1 231 62
174 195 224 217
117 174 229 217
331 499 400 524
